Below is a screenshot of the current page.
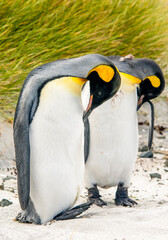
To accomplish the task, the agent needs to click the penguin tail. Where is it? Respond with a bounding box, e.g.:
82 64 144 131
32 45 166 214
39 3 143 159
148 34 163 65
54 201 93 221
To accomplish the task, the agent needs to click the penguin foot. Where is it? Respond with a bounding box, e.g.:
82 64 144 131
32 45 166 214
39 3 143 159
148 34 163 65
88 186 107 207
16 210 41 224
115 183 137 207
54 201 93 221
115 197 137 207
16 211 34 223
16 199 41 224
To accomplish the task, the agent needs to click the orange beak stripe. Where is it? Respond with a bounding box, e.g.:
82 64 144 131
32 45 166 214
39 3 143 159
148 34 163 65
85 94 93 114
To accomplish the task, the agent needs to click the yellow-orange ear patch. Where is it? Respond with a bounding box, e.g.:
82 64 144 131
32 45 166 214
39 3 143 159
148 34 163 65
88 65 115 82
144 76 160 88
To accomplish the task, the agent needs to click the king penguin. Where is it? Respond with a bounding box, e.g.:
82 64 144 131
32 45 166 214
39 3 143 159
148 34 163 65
83 55 165 207
14 54 121 224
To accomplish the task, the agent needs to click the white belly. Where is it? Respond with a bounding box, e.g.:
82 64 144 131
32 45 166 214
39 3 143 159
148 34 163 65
85 89 138 189
29 80 84 224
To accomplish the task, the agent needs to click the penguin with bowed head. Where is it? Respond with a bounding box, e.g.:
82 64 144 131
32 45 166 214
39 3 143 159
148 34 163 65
14 54 121 224
83 55 165 207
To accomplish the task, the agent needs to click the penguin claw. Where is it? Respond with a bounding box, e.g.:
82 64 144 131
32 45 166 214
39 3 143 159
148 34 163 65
89 198 107 207
115 197 137 207
16 211 34 223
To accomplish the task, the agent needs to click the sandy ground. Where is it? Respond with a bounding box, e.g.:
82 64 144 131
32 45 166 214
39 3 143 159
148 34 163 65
0 97 168 240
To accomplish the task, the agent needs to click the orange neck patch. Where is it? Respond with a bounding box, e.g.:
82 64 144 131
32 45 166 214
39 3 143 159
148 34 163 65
120 72 141 84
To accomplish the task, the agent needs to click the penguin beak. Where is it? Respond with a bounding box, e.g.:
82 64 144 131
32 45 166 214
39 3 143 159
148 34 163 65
137 94 145 110
83 94 93 122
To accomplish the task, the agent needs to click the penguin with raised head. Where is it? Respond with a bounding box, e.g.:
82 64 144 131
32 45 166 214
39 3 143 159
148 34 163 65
83 55 165 207
14 54 121 224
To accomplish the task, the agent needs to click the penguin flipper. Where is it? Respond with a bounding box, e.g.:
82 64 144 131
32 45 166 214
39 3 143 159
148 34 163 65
84 118 90 163
54 201 93 221
138 100 154 158
147 100 154 151
14 111 30 210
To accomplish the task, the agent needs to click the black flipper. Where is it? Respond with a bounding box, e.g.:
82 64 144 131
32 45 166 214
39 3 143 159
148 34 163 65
87 186 107 207
138 100 154 158
54 201 93 221
14 108 31 210
115 183 137 207
84 118 90 163
147 100 154 151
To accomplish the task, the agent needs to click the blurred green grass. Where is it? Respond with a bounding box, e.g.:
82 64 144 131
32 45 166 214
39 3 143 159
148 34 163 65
0 0 168 121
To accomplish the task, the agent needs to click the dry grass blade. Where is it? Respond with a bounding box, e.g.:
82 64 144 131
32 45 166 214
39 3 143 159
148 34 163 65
0 0 168 121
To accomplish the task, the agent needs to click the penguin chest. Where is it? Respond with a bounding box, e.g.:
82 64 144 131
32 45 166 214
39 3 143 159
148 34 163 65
29 78 84 223
85 89 138 188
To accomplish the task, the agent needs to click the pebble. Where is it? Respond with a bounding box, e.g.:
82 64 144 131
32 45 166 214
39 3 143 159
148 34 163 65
150 173 161 179
140 151 153 158
0 199 13 207
164 160 168 167
157 135 166 139
2 176 16 181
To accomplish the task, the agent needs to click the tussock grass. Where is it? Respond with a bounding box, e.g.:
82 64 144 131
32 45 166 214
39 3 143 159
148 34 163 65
0 0 168 121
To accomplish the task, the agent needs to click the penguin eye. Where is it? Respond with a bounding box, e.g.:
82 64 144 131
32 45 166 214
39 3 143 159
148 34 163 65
148 92 153 97
95 91 103 97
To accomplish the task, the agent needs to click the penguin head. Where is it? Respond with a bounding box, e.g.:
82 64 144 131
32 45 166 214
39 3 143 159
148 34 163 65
137 60 165 110
82 64 121 121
